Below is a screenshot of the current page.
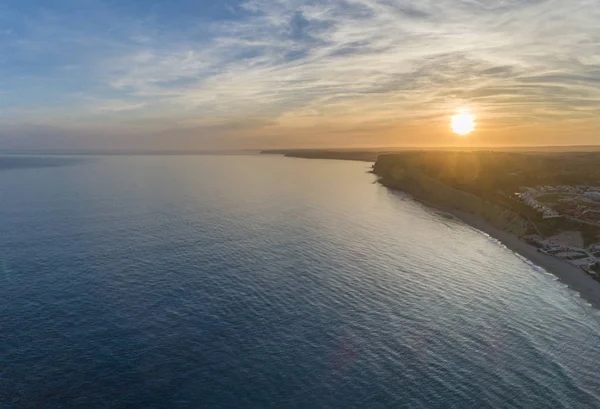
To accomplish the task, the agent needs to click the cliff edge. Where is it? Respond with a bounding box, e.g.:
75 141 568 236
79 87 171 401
373 154 530 237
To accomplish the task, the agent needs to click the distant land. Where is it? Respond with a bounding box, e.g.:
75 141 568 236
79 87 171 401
260 149 381 161
260 145 600 162
264 148 600 309
3 145 600 157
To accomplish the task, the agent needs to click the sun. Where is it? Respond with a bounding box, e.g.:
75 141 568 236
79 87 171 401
451 113 476 135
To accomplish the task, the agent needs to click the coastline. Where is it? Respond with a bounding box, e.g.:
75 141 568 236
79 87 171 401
271 152 600 311
260 150 380 162
432 204 600 311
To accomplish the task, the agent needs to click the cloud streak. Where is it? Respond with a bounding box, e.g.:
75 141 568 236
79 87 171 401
2 0 600 149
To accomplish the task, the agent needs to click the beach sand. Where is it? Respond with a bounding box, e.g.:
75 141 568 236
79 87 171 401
445 208 600 310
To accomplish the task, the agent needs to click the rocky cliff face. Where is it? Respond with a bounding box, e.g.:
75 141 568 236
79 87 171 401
373 155 530 237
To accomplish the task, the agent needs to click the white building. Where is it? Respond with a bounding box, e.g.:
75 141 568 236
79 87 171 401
584 192 600 202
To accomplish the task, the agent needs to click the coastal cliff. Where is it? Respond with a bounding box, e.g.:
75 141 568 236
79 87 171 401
373 154 530 237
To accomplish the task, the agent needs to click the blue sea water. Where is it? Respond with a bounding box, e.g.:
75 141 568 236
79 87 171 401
1 154 600 408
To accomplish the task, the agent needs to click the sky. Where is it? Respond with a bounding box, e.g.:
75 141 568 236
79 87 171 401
1 0 600 151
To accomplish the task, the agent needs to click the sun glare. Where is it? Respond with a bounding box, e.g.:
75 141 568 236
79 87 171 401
451 113 476 135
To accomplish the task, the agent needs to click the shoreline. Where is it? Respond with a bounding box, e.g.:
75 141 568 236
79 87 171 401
273 153 600 311
430 204 600 311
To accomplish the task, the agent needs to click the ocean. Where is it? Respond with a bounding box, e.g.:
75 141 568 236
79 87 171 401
1 154 599 408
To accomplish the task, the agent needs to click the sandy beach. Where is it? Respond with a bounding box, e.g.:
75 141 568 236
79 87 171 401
440 207 600 310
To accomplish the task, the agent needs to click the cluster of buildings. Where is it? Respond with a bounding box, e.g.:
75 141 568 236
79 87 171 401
584 191 600 201
525 234 599 275
532 185 586 195
566 207 600 224
517 185 600 276
515 189 560 219
516 185 600 225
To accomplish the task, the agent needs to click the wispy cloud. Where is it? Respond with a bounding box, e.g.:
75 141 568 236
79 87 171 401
96 101 147 112
2 0 600 148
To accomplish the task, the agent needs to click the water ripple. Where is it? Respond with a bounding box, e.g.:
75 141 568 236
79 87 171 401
0 155 599 407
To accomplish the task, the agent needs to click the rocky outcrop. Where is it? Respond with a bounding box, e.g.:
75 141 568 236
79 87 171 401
373 155 530 237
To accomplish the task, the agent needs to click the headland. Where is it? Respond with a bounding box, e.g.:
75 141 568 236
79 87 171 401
267 148 600 309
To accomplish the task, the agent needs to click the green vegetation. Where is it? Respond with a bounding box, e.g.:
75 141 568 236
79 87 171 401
536 194 568 204
582 226 600 248
375 151 600 193
373 151 600 245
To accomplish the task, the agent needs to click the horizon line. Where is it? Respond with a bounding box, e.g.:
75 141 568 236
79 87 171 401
2 144 600 155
